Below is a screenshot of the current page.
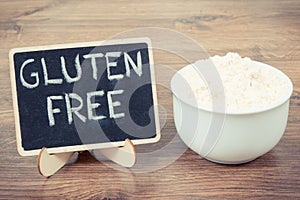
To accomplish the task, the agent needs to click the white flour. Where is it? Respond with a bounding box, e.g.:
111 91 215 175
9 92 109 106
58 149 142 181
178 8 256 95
180 52 290 112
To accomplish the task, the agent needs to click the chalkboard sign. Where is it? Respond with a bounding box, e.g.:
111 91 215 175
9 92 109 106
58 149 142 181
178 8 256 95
10 38 160 156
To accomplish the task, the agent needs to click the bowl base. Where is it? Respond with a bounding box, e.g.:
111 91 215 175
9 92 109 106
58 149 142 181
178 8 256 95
203 156 258 165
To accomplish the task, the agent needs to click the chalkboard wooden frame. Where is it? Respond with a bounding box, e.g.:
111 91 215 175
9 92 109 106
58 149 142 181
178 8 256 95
10 38 161 156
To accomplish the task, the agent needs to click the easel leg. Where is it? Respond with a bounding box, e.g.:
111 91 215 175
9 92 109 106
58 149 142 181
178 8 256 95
38 139 136 177
37 147 74 177
91 138 136 168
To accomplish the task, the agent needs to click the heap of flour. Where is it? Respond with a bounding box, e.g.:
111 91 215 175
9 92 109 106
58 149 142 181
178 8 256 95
180 52 290 112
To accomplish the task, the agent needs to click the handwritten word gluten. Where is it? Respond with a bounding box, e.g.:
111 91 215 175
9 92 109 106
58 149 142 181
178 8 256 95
19 51 143 127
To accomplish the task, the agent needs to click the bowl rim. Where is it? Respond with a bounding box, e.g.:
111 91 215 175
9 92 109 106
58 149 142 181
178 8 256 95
171 60 293 115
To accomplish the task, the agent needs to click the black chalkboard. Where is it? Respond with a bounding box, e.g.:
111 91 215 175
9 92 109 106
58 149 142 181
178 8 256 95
10 38 160 156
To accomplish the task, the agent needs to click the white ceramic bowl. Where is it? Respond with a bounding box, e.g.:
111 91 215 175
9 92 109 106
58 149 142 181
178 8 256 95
171 61 293 164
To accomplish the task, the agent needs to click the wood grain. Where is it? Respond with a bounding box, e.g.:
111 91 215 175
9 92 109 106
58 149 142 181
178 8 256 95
0 0 299 199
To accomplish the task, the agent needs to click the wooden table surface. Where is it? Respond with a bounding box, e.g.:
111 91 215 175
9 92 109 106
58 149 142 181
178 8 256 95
1 0 299 199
